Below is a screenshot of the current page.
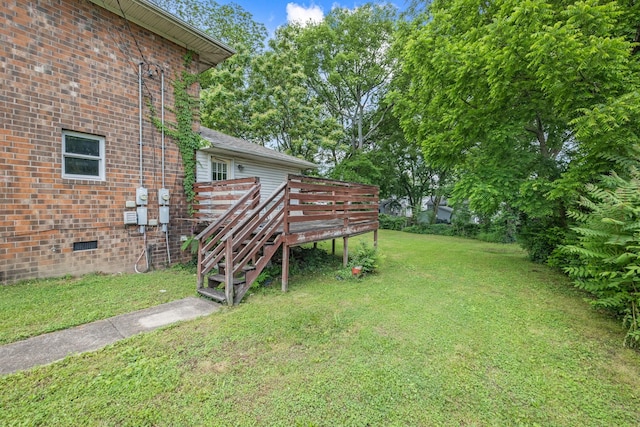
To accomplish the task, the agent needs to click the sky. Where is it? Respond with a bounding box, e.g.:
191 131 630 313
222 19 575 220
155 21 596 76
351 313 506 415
224 1 365 34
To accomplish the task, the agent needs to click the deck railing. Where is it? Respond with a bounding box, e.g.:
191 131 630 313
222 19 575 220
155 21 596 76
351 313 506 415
192 174 379 304
192 177 260 220
284 175 379 242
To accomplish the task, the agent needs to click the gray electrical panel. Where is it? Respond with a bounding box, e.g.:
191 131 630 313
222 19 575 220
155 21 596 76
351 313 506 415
136 187 148 205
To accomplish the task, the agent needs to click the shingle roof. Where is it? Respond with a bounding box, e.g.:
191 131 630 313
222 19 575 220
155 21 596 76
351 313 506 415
89 0 234 71
199 127 318 170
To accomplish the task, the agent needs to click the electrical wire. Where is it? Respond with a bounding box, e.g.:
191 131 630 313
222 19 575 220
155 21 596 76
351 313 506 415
134 231 150 273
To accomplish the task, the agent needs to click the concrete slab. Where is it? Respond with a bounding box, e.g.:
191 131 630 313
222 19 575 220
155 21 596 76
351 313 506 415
0 297 220 375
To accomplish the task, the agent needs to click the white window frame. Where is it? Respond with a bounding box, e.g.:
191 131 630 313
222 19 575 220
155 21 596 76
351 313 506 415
62 130 105 181
211 157 230 181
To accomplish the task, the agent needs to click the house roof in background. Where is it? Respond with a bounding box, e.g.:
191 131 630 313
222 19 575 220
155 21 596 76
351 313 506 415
89 0 234 71
199 127 318 170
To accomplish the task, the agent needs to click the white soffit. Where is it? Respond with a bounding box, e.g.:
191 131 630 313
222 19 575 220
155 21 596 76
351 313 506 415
89 0 234 71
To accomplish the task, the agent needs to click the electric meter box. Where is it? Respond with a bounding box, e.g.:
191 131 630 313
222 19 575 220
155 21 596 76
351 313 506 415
136 206 148 225
159 206 170 224
158 188 170 206
136 187 148 205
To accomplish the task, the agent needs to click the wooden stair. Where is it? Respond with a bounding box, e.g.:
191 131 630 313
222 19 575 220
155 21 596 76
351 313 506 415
195 181 286 305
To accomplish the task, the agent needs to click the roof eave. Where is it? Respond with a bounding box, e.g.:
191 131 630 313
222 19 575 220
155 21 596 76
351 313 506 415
89 0 235 71
201 146 318 170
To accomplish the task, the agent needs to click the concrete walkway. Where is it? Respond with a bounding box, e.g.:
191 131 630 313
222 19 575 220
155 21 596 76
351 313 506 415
0 297 220 375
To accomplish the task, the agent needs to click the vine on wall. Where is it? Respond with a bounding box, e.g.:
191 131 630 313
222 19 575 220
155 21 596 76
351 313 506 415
151 52 203 212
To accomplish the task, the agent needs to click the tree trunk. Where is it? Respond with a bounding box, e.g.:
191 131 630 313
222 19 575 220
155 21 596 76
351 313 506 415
430 195 442 224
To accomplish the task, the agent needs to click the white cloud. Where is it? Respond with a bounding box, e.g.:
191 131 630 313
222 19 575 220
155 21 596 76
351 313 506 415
286 3 324 26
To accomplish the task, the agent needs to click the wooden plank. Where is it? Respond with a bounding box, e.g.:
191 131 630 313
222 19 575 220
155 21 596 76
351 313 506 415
288 184 377 195
197 287 226 303
282 243 289 292
290 194 377 203
284 223 379 246
288 174 377 189
287 203 378 212
287 213 346 223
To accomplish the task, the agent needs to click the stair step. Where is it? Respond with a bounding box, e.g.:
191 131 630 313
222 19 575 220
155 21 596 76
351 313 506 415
208 274 246 286
217 264 256 272
197 287 226 303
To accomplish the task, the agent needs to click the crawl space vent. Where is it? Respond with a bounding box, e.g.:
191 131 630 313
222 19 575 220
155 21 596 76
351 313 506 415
73 240 98 251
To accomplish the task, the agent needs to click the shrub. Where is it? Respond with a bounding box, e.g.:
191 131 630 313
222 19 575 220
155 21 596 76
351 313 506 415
561 149 640 348
403 223 454 236
518 219 567 263
379 213 407 230
348 241 380 274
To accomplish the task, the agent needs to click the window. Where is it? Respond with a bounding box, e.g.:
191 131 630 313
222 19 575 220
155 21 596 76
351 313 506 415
211 158 229 181
62 130 105 180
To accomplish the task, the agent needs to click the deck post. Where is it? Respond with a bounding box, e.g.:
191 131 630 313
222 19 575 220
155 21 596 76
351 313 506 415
282 243 289 292
332 239 336 255
196 239 204 288
374 229 378 248
225 239 234 305
343 236 349 267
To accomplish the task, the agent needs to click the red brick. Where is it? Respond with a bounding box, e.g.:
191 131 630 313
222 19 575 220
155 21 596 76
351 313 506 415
1 0 197 283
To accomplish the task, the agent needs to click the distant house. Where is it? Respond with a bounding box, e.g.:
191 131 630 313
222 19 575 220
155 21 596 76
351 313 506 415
195 127 317 201
0 0 233 283
379 196 454 223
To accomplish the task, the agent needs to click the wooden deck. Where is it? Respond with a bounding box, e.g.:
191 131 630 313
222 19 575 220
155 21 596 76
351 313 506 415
191 174 379 304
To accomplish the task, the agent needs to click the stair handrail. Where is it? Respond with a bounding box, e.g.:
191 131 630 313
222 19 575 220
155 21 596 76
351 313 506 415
225 182 287 276
223 181 287 243
195 183 260 242
196 181 260 288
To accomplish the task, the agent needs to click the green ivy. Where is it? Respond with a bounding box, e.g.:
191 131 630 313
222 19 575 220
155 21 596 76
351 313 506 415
150 52 204 212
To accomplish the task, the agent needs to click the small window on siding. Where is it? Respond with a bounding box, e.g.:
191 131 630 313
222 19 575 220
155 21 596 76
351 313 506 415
211 158 229 181
63 130 105 180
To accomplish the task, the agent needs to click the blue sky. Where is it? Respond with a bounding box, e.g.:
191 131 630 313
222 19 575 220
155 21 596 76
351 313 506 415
224 0 368 34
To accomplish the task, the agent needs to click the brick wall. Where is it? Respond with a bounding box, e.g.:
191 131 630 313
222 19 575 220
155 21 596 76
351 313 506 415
0 0 202 283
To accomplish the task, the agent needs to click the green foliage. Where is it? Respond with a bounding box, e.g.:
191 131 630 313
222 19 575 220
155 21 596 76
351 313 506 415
378 214 407 231
170 65 203 208
393 0 640 262
151 0 266 52
247 25 342 163
147 53 204 209
329 151 383 185
451 204 479 238
347 241 380 274
518 218 569 264
403 223 454 236
561 147 640 347
295 4 399 152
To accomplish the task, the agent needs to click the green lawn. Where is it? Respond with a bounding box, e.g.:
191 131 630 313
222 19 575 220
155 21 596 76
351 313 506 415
0 269 196 345
2 230 639 426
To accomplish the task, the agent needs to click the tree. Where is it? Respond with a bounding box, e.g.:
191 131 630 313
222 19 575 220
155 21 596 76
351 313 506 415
151 0 266 52
394 0 640 260
294 4 398 153
247 25 342 163
151 0 269 139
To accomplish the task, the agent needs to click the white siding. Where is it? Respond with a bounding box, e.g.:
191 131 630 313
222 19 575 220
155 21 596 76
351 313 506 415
235 160 302 203
195 150 211 182
195 150 304 203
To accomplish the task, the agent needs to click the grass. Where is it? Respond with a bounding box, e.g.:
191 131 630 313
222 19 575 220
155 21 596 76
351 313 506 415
0 268 196 345
2 230 640 426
